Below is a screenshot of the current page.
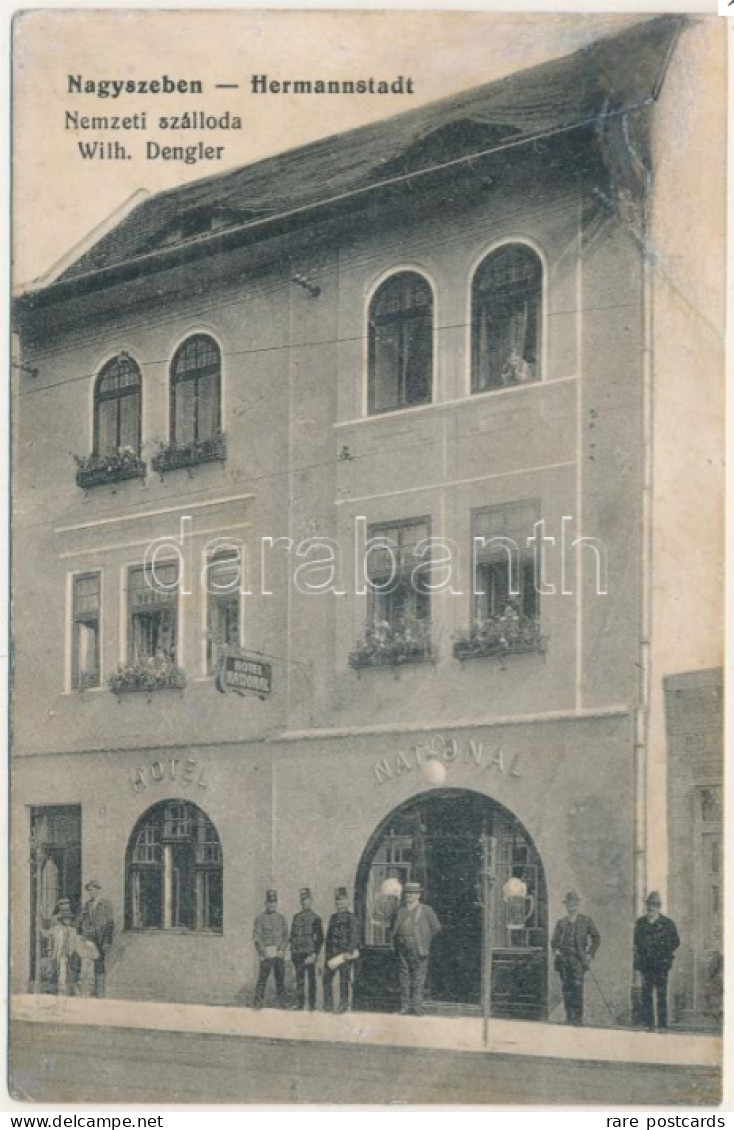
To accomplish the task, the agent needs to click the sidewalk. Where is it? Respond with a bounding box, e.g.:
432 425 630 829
12 994 720 1070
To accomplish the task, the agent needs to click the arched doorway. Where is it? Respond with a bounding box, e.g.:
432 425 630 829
353 788 548 1019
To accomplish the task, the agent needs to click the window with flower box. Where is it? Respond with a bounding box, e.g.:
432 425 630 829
368 272 433 414
125 800 223 932
108 562 185 693
471 245 542 393
350 517 432 669
454 501 543 660
76 354 145 488
71 572 101 689
153 335 225 472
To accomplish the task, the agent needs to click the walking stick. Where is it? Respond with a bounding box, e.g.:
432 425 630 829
588 964 616 1023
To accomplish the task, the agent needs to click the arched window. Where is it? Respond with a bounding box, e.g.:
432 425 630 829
471 245 542 393
125 800 223 932
171 334 221 447
94 354 142 456
368 272 433 414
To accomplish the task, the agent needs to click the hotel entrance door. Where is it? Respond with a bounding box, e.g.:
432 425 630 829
354 789 547 1018
29 805 82 991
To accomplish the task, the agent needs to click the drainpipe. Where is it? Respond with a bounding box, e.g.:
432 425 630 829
632 149 655 1025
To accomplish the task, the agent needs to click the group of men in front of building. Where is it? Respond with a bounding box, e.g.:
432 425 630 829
40 878 681 1031
551 889 681 1031
254 884 680 1031
252 881 439 1015
37 880 115 998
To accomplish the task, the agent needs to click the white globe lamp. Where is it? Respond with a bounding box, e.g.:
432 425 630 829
421 756 446 786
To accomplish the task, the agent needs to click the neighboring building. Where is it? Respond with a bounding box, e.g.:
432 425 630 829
11 16 724 1025
665 670 723 1029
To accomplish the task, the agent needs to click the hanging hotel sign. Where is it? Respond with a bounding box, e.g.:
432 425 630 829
216 647 272 699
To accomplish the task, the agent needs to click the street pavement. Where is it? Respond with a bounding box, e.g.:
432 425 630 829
9 995 722 1106
10 1020 721 1105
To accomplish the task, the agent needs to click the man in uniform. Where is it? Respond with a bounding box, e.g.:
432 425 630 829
550 890 600 1025
76 880 115 998
290 887 324 1011
323 887 359 1014
391 881 441 1016
253 889 288 1009
633 891 680 1031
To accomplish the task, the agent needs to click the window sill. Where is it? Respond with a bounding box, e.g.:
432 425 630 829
75 459 147 490
349 653 434 678
109 671 187 696
334 377 578 430
124 928 223 936
453 636 547 664
151 436 227 474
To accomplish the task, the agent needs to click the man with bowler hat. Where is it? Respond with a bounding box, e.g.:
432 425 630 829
551 891 600 1025
253 889 288 1009
391 881 441 1016
76 880 115 998
290 887 324 1011
323 887 359 1014
634 891 680 1031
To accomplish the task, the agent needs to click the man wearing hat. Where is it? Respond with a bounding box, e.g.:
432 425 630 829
633 892 680 1031
253 890 288 1009
37 899 76 995
323 887 359 1013
550 891 601 1025
290 888 324 1011
76 880 115 998
391 881 441 1016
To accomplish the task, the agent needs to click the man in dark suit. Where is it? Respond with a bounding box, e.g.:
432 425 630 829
551 890 601 1025
634 891 680 1031
290 887 324 1011
323 887 359 1014
391 881 441 1016
76 879 115 998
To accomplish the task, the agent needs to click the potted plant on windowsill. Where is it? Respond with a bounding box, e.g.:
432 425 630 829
453 602 546 666
74 446 146 489
108 655 187 698
151 431 227 475
349 617 434 676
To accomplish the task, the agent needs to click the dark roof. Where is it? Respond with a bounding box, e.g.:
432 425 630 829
51 16 684 289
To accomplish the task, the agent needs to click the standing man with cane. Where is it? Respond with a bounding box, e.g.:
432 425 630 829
551 891 601 1026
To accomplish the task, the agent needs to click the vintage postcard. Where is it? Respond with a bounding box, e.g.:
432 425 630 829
9 8 725 1107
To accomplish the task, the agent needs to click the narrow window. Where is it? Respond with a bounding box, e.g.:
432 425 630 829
472 502 540 625
471 245 542 393
368 272 433 413
126 801 223 932
365 518 431 662
128 562 179 669
206 547 242 674
71 572 101 689
94 354 142 456
171 335 221 447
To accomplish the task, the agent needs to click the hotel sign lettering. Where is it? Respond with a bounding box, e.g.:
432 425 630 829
216 650 272 699
129 757 209 794
373 734 522 785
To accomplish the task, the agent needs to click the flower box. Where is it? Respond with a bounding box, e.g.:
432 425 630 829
453 614 546 662
151 433 227 474
74 450 146 489
108 662 187 696
349 621 434 672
